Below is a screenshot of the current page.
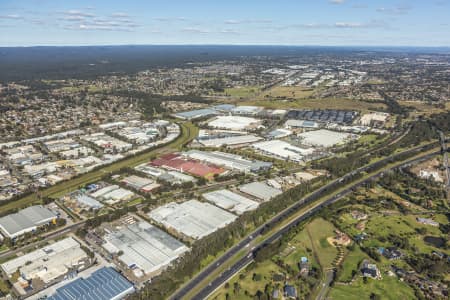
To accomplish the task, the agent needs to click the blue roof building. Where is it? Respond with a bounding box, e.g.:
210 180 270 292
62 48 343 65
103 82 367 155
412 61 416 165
213 104 235 112
173 108 218 120
48 267 135 300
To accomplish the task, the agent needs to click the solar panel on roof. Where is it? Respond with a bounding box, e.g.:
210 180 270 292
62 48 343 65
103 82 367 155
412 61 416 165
47 267 134 300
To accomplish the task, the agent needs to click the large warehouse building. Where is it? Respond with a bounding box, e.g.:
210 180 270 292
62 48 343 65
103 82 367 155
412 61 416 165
298 129 354 147
184 150 272 173
148 200 237 239
207 115 261 131
197 134 262 148
173 108 218 120
0 205 58 239
252 140 314 162
47 267 135 300
151 153 226 180
239 181 283 202
202 189 259 215
102 221 189 276
1 237 90 296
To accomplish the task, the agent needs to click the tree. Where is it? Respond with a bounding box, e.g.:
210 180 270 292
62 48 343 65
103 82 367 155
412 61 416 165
233 282 241 295
370 293 381 300
252 273 262 281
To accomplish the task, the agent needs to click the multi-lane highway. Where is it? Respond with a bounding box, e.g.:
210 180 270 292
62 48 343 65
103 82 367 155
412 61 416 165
189 150 440 300
171 144 441 300
438 131 450 200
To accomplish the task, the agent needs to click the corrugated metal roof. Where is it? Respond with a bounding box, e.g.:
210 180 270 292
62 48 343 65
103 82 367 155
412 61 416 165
47 267 134 300
239 182 282 201
0 205 57 238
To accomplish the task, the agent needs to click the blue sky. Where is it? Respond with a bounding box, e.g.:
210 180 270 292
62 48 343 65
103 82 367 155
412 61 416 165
0 0 449 46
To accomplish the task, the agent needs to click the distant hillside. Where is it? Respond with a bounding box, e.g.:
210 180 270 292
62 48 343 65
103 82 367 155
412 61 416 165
0 45 448 82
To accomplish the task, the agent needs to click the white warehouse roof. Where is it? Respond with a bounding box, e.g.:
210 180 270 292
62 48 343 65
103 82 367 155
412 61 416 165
252 140 314 162
148 200 237 239
202 189 259 215
298 129 354 147
208 116 261 131
197 134 262 148
103 221 189 275
1 237 82 276
184 150 272 173
239 181 282 202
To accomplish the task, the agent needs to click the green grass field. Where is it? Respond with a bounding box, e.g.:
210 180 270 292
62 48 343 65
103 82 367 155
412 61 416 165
224 86 261 98
337 245 368 282
329 275 416 300
0 277 10 295
363 213 447 253
306 218 338 268
209 260 284 300
258 86 315 99
240 98 386 113
209 218 337 300
0 122 198 215
281 228 316 267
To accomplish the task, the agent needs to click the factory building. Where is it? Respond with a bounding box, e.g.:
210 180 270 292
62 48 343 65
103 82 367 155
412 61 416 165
148 200 237 239
47 267 135 300
252 140 314 162
239 181 283 202
103 221 189 276
0 205 58 239
202 189 259 215
183 150 272 173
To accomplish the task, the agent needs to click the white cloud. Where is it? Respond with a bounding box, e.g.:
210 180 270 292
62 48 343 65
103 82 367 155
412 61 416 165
275 20 389 31
63 10 95 18
62 15 86 22
154 17 187 22
224 19 272 25
220 29 239 34
334 22 363 28
335 20 388 29
181 27 210 34
59 10 139 32
376 4 412 15
0 14 23 20
225 19 240 24
330 0 346 4
111 12 130 18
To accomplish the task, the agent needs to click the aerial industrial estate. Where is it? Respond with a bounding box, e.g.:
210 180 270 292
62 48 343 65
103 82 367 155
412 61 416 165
0 2 449 299
0 50 448 300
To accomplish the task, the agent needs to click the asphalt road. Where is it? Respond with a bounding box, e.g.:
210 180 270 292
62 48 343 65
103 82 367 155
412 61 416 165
439 131 450 197
0 221 85 261
316 269 335 300
171 145 440 300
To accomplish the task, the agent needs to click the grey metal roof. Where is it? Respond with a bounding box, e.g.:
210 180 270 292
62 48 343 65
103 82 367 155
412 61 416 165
76 194 104 209
0 205 57 237
239 182 282 201
20 205 58 225
104 221 188 274
174 108 217 120
185 150 272 172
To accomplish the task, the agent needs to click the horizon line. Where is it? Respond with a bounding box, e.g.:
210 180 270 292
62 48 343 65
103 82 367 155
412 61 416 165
1 43 450 49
